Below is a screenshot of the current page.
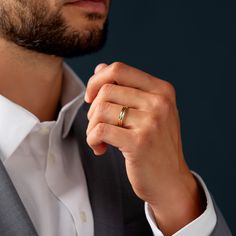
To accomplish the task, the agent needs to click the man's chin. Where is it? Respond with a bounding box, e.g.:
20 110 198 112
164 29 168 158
62 10 107 33
48 24 108 58
0 0 109 59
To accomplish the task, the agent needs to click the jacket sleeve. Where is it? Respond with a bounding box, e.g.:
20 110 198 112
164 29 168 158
211 198 232 236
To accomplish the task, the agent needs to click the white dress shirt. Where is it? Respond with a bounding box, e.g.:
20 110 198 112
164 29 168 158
0 63 216 236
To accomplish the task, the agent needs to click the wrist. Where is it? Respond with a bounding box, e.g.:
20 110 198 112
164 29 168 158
149 173 206 236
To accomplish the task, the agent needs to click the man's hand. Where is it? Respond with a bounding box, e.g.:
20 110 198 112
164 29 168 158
85 62 206 235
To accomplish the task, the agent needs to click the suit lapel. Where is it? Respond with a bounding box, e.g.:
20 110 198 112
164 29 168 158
0 159 37 236
73 103 124 236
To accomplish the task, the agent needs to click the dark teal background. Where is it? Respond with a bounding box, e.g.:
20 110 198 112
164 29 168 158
66 5 235 233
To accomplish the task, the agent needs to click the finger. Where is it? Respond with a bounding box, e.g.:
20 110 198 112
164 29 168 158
86 123 134 155
87 84 159 120
94 63 108 74
86 62 175 103
85 63 109 102
87 102 147 135
91 142 108 156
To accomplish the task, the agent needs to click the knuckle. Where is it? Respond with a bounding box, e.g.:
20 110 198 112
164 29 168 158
95 102 110 119
162 81 176 97
150 95 173 123
152 95 172 113
159 96 172 110
87 75 96 87
150 95 160 108
110 62 124 74
96 123 106 137
99 83 114 98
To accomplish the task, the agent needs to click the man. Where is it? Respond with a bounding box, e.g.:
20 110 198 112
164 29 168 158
0 0 231 235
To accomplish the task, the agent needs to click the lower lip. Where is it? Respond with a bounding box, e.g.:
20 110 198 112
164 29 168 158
67 0 106 14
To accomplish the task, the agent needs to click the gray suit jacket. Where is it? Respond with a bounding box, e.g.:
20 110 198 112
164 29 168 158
0 103 232 235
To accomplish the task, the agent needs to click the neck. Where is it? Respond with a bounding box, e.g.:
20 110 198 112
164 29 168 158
0 38 64 122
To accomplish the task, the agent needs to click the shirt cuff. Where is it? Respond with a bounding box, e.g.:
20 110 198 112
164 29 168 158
144 171 217 236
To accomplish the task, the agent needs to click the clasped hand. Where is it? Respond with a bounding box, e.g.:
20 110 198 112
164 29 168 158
85 62 205 235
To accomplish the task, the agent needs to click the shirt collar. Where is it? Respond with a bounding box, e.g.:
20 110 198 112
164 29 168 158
60 63 85 138
0 63 85 161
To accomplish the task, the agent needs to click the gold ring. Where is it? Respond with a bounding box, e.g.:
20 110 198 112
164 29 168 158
118 106 129 127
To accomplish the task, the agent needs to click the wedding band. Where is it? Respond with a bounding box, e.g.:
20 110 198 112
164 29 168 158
118 106 129 127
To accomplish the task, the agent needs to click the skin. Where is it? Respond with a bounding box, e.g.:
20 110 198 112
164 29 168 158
0 0 205 235
86 63 206 235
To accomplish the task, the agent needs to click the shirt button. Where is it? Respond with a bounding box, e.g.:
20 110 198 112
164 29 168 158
80 211 87 223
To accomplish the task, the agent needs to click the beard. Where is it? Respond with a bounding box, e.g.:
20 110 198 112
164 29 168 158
0 1 108 58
